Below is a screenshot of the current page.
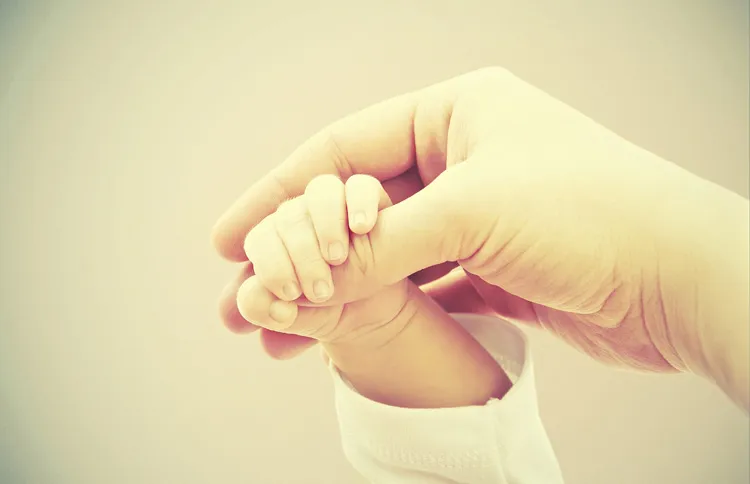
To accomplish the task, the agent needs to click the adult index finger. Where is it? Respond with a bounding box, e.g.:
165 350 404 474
209 67 481 261
211 92 420 261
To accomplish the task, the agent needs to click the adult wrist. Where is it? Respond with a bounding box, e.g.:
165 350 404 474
652 172 749 409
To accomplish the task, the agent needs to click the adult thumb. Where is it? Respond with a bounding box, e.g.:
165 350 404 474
370 163 476 282
299 163 476 307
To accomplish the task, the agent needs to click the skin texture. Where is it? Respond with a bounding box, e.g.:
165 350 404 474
214 67 749 411
234 174 512 407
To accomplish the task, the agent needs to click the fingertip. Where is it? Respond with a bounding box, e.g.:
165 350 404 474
218 285 258 334
305 174 349 265
211 222 248 262
236 276 275 325
217 262 259 333
268 299 299 327
344 174 388 235
279 281 302 302
325 240 348 266
234 277 255 322
223 310 259 334
348 211 374 235
236 275 301 331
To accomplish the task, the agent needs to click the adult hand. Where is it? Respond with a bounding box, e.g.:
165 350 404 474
213 68 748 408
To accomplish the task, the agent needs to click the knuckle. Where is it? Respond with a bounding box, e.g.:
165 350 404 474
275 199 308 227
283 229 319 253
283 243 328 276
276 196 304 215
475 66 509 80
303 129 353 180
253 261 292 290
243 219 270 258
257 273 289 293
322 130 354 179
294 254 329 277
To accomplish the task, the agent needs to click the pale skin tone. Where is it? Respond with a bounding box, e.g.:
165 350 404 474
235 174 511 408
215 67 749 412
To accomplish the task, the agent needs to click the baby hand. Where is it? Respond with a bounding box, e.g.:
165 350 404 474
236 174 410 345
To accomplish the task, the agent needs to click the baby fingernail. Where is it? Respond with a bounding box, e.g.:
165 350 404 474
269 300 297 326
282 281 301 300
352 212 367 229
313 280 332 300
328 241 344 261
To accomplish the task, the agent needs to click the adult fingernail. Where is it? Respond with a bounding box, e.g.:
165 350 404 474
269 300 297 326
313 280 332 300
328 242 344 261
282 281 301 300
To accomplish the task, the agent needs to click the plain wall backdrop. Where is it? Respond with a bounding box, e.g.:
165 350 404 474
1 1 748 483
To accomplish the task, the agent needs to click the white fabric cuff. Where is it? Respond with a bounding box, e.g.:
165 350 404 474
329 313 564 483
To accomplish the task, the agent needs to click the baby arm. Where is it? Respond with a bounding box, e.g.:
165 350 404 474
236 174 563 483
237 174 511 408
322 280 512 408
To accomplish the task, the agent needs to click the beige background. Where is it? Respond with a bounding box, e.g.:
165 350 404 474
1 1 748 483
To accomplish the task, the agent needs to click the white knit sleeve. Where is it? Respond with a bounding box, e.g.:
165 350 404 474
329 313 564 484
